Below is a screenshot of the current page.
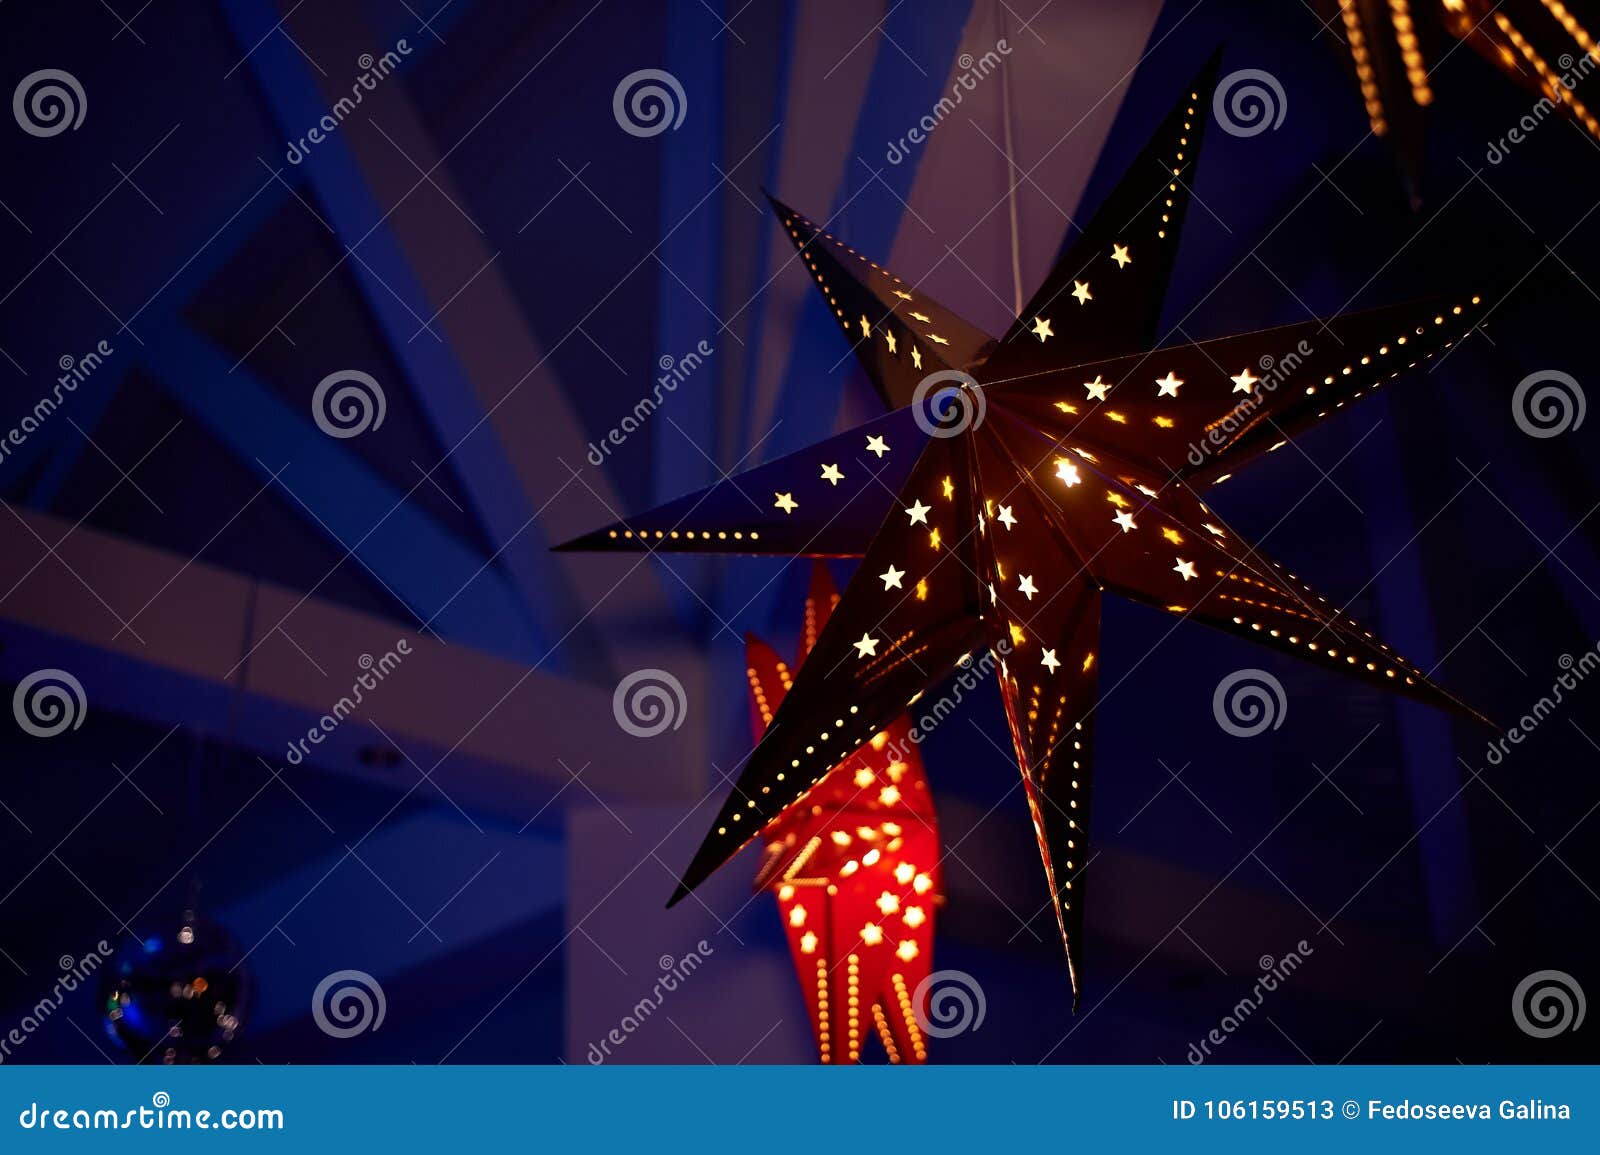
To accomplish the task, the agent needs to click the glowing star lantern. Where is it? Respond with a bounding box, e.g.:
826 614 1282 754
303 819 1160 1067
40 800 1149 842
1314 0 1600 201
746 562 942 1064
562 55 1495 1006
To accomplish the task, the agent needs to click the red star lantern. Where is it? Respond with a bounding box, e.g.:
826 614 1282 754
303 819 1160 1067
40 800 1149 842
747 562 942 1064
563 55 1496 1005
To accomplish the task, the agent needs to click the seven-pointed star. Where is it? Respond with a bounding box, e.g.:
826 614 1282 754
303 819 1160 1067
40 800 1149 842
560 55 1498 1008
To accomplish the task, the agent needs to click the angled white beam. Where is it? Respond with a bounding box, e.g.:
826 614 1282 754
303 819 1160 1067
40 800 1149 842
0 504 706 816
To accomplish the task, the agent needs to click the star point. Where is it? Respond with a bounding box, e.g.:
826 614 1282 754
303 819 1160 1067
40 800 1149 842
1071 280 1092 305
1032 316 1054 342
1018 574 1038 600
1111 243 1132 268
996 505 1017 530
853 633 880 659
880 564 905 590
820 462 843 485
905 499 931 525
1156 371 1183 397
1231 367 1260 393
1174 557 1198 581
866 434 890 458
1041 648 1061 673
1084 375 1110 401
774 491 797 514
1113 510 1137 533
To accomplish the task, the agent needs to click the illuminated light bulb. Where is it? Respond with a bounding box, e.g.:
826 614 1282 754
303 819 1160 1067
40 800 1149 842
876 891 900 916
790 905 807 927
896 940 919 962
903 906 926 927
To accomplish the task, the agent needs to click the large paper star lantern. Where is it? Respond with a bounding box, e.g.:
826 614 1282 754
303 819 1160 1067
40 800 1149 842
562 56 1492 1003
747 562 942 1063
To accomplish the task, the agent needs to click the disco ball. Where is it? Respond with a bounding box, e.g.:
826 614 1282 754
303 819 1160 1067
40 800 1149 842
100 914 252 1064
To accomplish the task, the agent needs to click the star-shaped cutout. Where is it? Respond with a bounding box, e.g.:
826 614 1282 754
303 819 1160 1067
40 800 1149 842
1111 243 1131 268
1018 574 1038 600
1156 371 1183 397
1032 316 1054 342
566 59 1496 1013
820 462 843 485
911 346 922 370
1113 510 1137 533
774 492 798 514
892 289 913 301
1231 367 1260 393
879 564 905 590
858 314 871 339
908 310 930 323
884 329 897 354
1071 280 1092 305
866 435 890 458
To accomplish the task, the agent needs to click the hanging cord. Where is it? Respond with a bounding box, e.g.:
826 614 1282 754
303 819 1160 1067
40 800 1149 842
997 0 1024 316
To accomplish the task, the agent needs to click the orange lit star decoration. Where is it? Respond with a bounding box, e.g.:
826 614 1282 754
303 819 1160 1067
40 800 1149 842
746 562 942 1064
